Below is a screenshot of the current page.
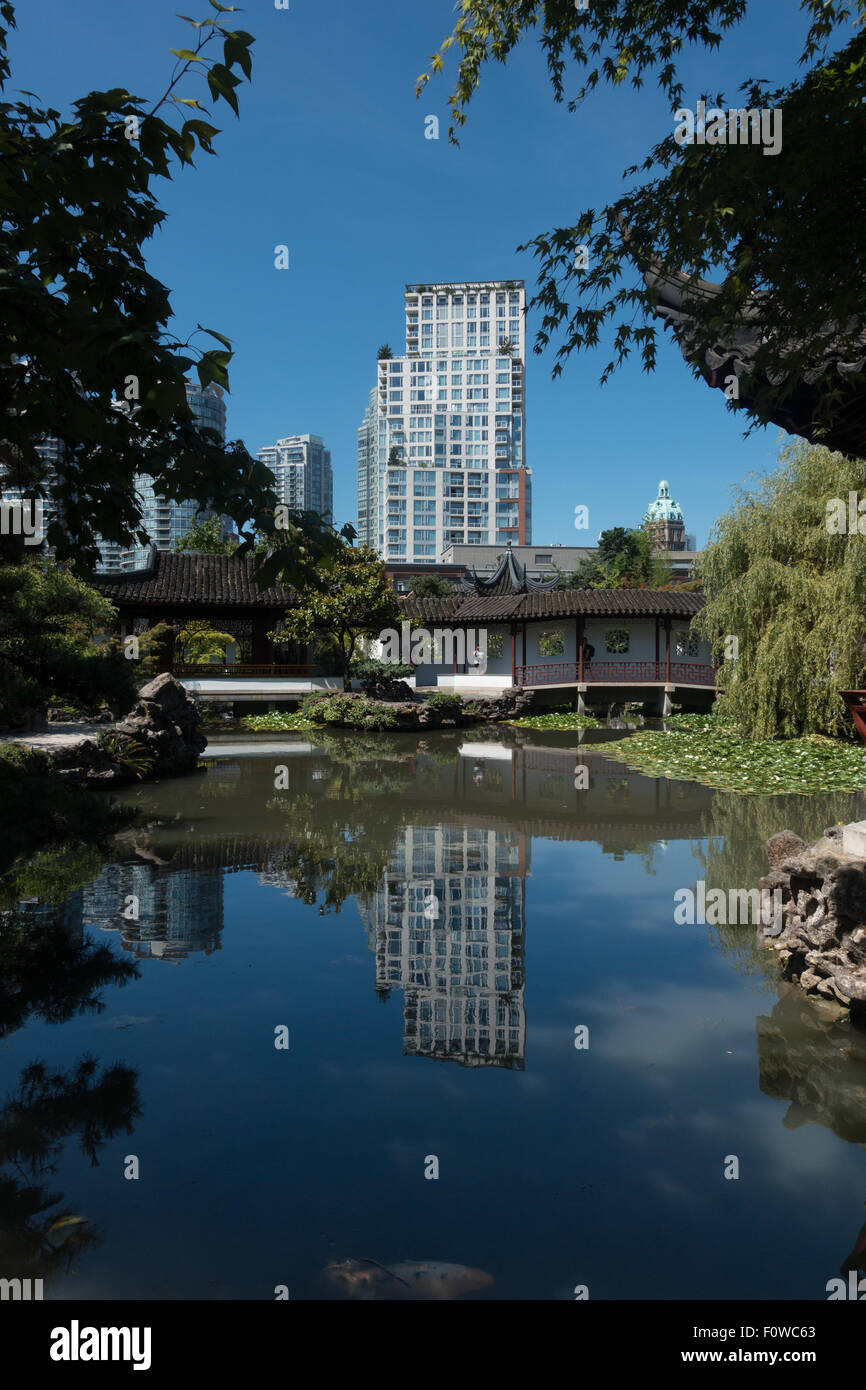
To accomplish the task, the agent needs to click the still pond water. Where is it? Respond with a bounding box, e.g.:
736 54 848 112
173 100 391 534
4 725 866 1300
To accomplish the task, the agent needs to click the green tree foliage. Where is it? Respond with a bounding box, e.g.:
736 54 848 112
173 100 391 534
692 440 866 738
558 527 672 588
377 344 393 359
0 3 352 582
176 619 234 664
0 560 137 725
418 2 866 444
173 515 238 555
276 543 401 689
407 573 457 598
137 621 176 677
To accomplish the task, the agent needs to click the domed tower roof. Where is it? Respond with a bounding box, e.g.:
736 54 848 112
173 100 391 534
644 479 684 523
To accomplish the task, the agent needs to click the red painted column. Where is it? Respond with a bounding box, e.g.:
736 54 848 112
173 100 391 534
577 616 584 683
664 618 671 683
511 625 517 682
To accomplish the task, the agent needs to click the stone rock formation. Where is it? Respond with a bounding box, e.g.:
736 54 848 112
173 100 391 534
358 674 415 702
757 825 866 1026
466 687 535 722
113 672 207 777
50 738 125 781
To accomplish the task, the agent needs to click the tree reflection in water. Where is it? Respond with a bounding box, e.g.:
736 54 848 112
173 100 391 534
0 906 141 1285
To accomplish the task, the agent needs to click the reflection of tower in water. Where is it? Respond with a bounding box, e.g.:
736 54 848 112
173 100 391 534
360 826 527 1068
82 862 223 961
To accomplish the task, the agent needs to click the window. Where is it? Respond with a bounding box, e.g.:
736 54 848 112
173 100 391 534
605 628 630 654
539 630 564 657
675 630 699 657
487 632 504 658
535 554 552 564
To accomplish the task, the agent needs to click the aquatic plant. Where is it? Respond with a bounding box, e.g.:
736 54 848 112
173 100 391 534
601 729 866 795
507 712 600 730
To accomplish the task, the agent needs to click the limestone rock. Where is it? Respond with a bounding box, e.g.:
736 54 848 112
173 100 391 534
50 738 124 782
766 831 806 870
759 823 866 1027
113 672 207 777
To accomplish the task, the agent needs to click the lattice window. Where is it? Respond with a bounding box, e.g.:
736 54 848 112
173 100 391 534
539 629 564 657
675 629 699 657
605 628 630 654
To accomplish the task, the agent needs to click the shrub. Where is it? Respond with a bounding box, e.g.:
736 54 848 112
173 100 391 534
96 732 155 779
427 691 462 714
299 692 399 729
352 658 414 684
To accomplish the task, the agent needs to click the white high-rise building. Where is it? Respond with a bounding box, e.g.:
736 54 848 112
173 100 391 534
356 386 378 543
96 382 230 573
357 281 531 560
256 433 333 521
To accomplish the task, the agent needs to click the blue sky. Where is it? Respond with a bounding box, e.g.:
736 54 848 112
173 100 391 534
6 0 837 547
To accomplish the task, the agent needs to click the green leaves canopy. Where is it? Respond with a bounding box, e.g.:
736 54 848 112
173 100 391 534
693 440 866 738
0 3 341 582
276 544 401 684
420 1 866 445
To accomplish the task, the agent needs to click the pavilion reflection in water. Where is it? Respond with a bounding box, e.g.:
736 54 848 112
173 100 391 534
359 826 528 1070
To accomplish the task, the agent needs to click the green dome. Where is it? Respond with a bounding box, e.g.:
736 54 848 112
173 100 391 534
645 479 684 524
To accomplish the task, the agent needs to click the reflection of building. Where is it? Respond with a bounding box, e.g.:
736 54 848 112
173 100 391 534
82 863 223 961
359 826 527 1068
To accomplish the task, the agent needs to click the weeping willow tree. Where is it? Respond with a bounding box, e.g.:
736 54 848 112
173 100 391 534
693 442 866 738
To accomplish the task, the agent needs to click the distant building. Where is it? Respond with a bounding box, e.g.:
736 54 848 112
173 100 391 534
96 381 230 573
256 433 333 521
441 541 594 581
357 387 378 543
643 479 691 552
0 435 67 540
357 279 531 561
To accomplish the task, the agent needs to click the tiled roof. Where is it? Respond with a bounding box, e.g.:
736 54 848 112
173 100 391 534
460 546 559 597
646 266 866 458
455 594 526 620
91 548 292 609
399 589 704 622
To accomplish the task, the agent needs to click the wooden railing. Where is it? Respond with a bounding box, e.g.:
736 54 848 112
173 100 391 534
514 661 719 687
170 664 317 678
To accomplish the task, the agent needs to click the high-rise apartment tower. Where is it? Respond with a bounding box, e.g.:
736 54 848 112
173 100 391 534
357 281 531 559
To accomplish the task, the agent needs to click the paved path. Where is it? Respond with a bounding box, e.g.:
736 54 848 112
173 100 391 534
0 722 110 750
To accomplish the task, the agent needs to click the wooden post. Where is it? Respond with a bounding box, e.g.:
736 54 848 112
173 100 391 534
577 615 584 683
655 617 660 674
664 617 671 684
511 624 517 683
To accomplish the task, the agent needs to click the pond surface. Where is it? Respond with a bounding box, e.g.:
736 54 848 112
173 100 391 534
4 725 866 1300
